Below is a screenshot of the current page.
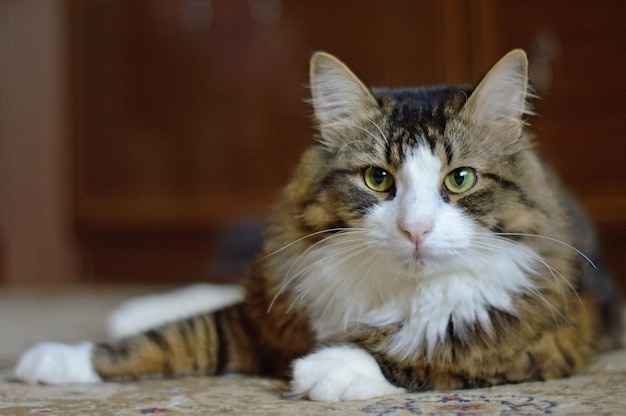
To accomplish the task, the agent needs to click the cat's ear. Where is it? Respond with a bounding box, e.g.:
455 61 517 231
309 52 378 147
462 49 533 147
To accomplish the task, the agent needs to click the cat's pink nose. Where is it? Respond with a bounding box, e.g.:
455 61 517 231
400 221 433 247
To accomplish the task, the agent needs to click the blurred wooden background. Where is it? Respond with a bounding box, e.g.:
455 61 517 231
1 0 625 291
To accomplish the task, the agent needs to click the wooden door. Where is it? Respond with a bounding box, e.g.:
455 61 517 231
71 1 626 290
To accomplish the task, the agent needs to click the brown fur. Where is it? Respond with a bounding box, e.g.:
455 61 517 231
89 50 621 393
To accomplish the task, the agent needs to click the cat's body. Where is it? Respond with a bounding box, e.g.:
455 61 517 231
15 50 622 401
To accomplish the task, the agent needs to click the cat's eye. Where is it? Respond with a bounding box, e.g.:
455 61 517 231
443 167 477 194
363 167 395 192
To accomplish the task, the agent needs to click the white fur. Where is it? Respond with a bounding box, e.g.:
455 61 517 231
108 284 244 338
14 342 101 384
290 344 406 401
286 148 538 358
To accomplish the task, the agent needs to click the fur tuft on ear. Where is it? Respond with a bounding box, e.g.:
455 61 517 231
309 52 378 148
462 49 534 147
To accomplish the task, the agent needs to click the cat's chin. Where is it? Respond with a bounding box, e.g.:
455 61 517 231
392 242 473 279
399 253 428 270
395 251 451 279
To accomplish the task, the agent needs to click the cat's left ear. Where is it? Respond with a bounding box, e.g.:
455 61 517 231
309 52 379 147
462 49 533 148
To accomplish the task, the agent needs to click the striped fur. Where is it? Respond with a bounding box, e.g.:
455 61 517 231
15 50 622 400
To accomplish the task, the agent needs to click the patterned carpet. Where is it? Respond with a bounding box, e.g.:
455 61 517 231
0 286 624 415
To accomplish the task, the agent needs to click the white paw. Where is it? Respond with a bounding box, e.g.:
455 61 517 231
290 345 406 401
14 342 102 384
108 283 244 337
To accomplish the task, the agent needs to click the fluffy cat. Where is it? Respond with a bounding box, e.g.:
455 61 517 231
14 49 622 401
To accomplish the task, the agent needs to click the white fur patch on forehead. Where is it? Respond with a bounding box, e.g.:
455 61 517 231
396 145 442 192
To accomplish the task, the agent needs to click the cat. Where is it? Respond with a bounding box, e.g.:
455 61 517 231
14 49 622 402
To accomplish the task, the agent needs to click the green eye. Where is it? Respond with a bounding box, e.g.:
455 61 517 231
444 167 477 194
363 167 394 192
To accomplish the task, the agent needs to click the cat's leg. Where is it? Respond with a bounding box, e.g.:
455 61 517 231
15 303 259 384
108 284 244 338
289 344 406 401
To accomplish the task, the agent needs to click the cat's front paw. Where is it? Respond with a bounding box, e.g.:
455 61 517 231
14 342 101 384
290 344 406 401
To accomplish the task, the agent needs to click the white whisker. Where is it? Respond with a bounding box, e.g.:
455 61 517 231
492 232 595 268
334 140 378 164
264 228 354 258
319 245 374 319
267 229 373 313
365 118 389 147
289 240 370 309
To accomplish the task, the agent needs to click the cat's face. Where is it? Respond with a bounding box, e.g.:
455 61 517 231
290 50 537 279
364 144 480 277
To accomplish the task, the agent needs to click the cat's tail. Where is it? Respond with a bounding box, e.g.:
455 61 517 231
14 302 264 384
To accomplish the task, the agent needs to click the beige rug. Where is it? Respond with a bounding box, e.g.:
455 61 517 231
1 286 625 415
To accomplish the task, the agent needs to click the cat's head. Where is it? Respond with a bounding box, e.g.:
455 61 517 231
275 50 549 278
267 50 580 347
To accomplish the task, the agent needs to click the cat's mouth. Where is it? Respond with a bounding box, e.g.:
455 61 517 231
398 250 432 272
396 246 458 276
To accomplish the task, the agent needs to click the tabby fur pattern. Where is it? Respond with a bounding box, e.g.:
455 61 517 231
15 49 622 401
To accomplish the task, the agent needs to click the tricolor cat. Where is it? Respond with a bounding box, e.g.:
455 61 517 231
15 49 622 401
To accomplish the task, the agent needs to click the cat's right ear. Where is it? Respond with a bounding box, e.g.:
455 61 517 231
309 52 378 147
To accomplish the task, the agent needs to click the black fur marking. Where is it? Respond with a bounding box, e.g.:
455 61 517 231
440 186 451 203
117 342 131 360
526 351 539 378
374 353 431 392
212 312 229 375
343 186 380 214
457 189 495 217
482 172 520 192
445 141 454 165
296 169 352 211
179 318 196 372
322 169 353 186
95 342 118 362
557 342 576 373
145 330 170 351
482 172 535 208
145 330 174 376
373 86 471 165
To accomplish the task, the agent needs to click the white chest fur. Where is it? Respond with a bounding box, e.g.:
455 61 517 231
292 234 537 359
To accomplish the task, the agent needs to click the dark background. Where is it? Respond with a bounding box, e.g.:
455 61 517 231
1 1 625 292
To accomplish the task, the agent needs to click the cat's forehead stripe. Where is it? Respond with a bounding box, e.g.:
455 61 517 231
384 130 450 169
444 141 454 166
375 87 468 166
